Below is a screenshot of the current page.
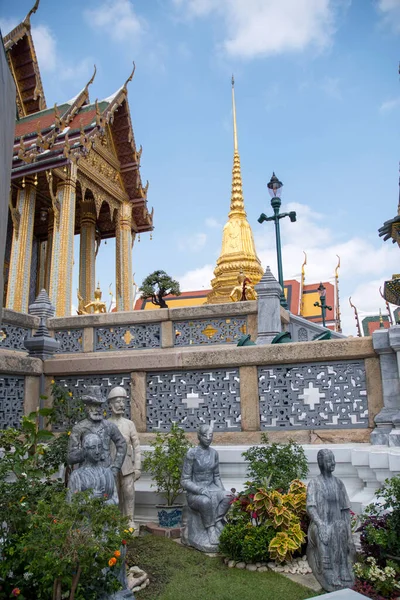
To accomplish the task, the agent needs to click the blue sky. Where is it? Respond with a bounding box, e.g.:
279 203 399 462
1 0 400 333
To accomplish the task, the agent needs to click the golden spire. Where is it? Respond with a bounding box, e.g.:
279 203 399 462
207 77 263 304
229 75 246 218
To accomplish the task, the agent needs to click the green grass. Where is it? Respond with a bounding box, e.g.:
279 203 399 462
127 535 319 600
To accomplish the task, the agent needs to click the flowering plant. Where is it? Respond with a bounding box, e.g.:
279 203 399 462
353 557 400 599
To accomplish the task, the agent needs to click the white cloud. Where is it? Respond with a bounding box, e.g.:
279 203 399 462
175 264 215 291
59 57 94 83
0 18 18 34
31 25 57 72
178 232 208 252
380 96 400 112
172 0 340 59
205 217 221 228
321 76 342 100
176 201 398 335
377 0 400 32
84 0 146 43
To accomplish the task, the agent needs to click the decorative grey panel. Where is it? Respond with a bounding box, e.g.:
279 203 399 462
53 374 131 431
298 327 308 342
94 324 161 351
0 323 29 351
0 375 24 429
174 317 247 346
54 329 83 353
147 368 241 432
258 360 368 430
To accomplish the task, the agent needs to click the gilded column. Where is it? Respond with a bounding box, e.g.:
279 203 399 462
49 164 78 316
116 201 133 311
44 211 54 293
79 199 96 307
6 178 37 312
37 241 47 292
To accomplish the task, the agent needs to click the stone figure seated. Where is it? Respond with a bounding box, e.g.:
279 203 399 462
181 424 233 552
67 433 118 504
306 448 356 592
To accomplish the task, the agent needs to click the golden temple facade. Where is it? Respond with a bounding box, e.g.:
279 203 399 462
3 1 153 317
207 78 263 304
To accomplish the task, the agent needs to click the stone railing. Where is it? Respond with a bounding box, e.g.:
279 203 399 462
46 302 260 353
0 308 39 352
42 336 381 444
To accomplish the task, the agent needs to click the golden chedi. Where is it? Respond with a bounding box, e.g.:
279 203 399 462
207 78 263 304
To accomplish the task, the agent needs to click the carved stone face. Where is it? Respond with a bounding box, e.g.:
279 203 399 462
86 403 103 422
109 397 125 416
198 427 213 448
319 450 336 474
84 436 102 464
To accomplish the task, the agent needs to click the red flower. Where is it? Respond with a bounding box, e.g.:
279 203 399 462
252 512 258 519
11 589 21 597
121 539 127 545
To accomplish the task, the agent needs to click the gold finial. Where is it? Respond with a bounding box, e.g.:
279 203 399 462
231 74 238 153
124 61 136 90
87 64 97 87
335 255 342 333
300 251 307 316
349 297 362 337
24 0 40 25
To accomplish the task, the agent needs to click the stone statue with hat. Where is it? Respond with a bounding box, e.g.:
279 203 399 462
67 385 127 476
107 386 141 530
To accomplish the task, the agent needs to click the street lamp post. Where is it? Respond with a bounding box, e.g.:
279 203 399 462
258 173 296 310
314 282 332 328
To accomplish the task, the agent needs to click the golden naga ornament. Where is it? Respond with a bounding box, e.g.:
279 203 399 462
230 270 257 302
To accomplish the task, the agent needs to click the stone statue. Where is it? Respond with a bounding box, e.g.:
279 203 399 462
67 433 118 504
107 386 141 530
181 424 233 552
306 449 356 592
67 385 127 476
230 270 257 302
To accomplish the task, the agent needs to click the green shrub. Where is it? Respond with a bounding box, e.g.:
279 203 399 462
242 434 308 492
219 523 275 563
142 423 192 506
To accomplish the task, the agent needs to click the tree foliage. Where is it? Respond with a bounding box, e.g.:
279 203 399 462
139 270 181 308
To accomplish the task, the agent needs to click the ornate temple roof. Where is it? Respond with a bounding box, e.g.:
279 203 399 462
3 0 46 117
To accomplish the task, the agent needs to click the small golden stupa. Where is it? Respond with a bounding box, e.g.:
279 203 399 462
207 77 263 304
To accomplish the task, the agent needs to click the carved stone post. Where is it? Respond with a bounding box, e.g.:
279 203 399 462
79 198 96 307
116 201 133 311
371 328 400 445
49 164 77 316
255 266 282 344
6 178 37 312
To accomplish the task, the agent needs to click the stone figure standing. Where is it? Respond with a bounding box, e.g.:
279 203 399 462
181 424 233 552
306 449 356 592
67 433 118 504
107 386 141 530
67 385 127 476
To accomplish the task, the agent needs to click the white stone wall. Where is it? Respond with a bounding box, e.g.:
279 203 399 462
134 443 400 525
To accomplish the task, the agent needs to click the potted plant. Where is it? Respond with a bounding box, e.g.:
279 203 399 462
143 422 192 527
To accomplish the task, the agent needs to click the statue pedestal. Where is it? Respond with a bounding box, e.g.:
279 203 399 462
144 522 183 539
181 506 219 553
